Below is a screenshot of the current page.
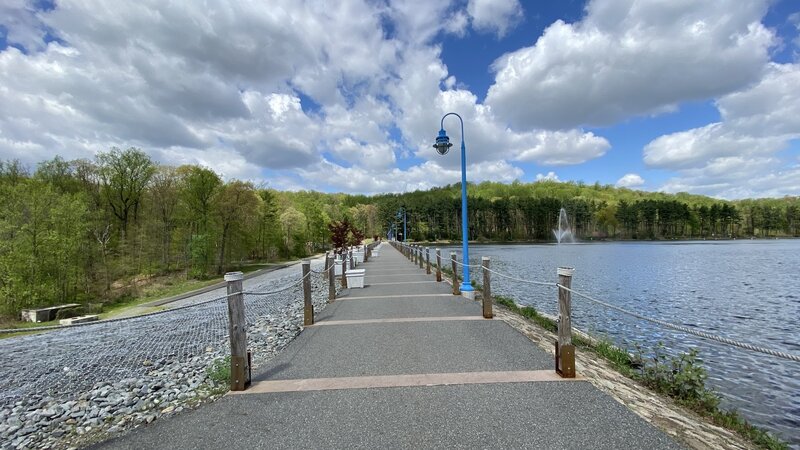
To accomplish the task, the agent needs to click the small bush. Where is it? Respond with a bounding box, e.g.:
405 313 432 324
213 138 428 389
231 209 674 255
206 356 231 385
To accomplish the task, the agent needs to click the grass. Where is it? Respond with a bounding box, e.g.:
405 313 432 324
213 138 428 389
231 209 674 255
0 260 296 333
494 295 788 450
206 355 231 386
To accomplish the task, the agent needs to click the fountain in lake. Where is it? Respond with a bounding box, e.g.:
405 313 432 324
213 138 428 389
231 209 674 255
553 208 573 244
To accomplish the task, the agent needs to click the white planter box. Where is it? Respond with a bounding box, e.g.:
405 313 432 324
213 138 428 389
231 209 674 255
334 259 344 275
353 251 364 264
372 250 380 257
346 269 366 288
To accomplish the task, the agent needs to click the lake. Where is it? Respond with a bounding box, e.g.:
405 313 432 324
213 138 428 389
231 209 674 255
440 240 800 446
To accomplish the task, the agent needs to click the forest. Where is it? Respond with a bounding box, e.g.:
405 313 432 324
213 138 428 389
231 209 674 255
2 148 799 316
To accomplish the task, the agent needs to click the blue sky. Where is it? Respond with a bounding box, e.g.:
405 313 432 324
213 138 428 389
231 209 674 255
1 0 799 199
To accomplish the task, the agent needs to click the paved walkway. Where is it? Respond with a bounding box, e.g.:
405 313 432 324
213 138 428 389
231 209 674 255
95 244 683 449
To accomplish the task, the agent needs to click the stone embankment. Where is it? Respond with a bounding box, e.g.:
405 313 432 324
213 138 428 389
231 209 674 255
0 271 331 450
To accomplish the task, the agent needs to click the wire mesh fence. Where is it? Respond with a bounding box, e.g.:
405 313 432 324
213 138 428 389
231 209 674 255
0 267 332 449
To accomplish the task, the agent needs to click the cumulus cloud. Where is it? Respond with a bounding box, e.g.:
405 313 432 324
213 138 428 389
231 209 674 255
297 159 522 195
616 173 644 188
536 172 560 182
644 63 800 198
467 0 523 37
0 0 49 52
486 0 775 130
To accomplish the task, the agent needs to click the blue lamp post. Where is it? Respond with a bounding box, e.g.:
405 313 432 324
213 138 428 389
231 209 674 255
433 113 473 296
396 208 407 242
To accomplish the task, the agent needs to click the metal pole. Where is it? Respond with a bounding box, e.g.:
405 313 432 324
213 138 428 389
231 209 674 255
458 132 472 296
403 209 407 242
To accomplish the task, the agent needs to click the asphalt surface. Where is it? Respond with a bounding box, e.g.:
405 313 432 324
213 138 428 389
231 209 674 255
94 243 684 450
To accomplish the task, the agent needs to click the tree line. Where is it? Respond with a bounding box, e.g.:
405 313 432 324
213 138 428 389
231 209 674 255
2 152 798 316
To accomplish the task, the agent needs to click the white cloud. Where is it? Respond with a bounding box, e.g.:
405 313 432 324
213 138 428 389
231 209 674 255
0 0 48 52
644 63 800 198
536 171 560 182
616 173 644 188
486 0 775 129
467 0 523 37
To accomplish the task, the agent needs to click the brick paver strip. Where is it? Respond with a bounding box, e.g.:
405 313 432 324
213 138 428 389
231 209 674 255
310 316 484 326
366 269 426 274
234 370 584 394
336 293 453 301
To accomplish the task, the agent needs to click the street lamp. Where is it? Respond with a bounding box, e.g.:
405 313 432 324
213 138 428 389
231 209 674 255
396 207 407 242
433 112 473 297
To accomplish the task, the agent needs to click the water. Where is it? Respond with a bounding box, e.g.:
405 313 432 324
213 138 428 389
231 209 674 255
448 240 800 446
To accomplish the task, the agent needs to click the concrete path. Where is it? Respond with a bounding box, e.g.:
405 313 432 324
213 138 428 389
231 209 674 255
94 244 683 449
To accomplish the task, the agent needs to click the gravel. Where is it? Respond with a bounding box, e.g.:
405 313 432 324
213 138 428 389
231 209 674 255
0 265 334 450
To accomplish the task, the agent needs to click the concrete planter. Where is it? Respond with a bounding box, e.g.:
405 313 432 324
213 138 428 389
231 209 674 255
346 269 366 288
334 259 344 275
352 251 364 264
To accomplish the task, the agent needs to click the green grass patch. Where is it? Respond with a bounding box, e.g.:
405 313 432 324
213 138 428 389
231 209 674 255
206 355 231 387
496 296 788 449
495 295 557 333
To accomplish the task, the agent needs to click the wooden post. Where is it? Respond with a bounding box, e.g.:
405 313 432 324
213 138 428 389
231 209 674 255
450 252 460 295
413 245 418 264
341 256 348 288
328 254 335 303
302 260 314 326
482 257 493 318
419 246 424 269
349 250 354 270
425 247 431 274
364 245 369 262
435 248 442 282
555 267 575 378
225 271 249 391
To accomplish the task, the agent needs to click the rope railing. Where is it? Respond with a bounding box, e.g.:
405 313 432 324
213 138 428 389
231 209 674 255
557 283 800 363
451 259 483 269
0 292 235 334
482 266 557 287
393 242 800 363
244 270 312 296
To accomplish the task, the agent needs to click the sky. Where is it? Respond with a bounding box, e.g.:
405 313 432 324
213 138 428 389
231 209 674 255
1 0 799 199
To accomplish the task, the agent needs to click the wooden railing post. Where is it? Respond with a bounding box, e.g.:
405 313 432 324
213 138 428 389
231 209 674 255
419 246 424 269
341 256 348 288
435 249 442 282
450 252 460 295
555 267 575 378
328 254 335 303
225 271 249 391
425 247 431 274
364 244 369 262
302 260 314 326
349 250 354 270
482 257 493 318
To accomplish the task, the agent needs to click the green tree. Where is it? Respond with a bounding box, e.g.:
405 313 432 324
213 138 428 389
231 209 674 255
96 147 155 237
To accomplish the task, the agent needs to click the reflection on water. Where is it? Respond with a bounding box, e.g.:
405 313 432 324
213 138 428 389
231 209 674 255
444 240 800 446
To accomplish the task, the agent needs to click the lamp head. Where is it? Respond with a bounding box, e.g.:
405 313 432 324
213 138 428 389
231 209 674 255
433 129 452 155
